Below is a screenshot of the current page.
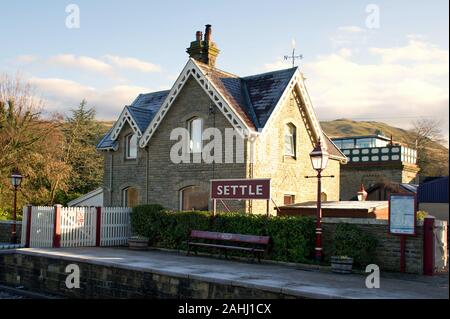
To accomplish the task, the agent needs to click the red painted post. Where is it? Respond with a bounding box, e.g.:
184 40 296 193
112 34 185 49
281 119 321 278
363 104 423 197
25 205 32 248
423 217 435 276
95 207 102 247
400 235 406 273
52 204 62 248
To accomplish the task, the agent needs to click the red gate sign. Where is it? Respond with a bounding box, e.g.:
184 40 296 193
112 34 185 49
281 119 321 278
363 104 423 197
76 211 85 225
210 179 271 200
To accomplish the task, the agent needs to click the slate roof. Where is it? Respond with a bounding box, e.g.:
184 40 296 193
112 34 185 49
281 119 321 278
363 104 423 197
97 63 345 160
97 90 169 150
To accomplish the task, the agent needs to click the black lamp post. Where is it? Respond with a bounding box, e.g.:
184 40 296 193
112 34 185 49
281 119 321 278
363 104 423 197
10 168 23 244
306 139 333 262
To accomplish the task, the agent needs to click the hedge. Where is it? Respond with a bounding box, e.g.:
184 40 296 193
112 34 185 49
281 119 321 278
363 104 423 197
131 204 316 263
329 223 378 268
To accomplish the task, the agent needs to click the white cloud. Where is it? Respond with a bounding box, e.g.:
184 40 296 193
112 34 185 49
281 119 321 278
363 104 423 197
15 55 38 64
337 26 367 34
48 54 114 75
103 55 162 73
369 38 448 64
300 37 449 138
29 76 150 119
331 25 372 48
263 58 290 71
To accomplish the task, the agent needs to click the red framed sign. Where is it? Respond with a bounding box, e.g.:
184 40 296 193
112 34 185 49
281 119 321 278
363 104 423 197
210 178 271 200
388 193 417 235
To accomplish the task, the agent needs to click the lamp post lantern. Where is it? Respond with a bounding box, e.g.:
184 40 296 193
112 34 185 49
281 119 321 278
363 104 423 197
305 139 333 262
10 168 23 244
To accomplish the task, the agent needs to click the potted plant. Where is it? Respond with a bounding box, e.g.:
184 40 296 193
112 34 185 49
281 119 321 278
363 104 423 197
330 256 354 274
127 236 149 250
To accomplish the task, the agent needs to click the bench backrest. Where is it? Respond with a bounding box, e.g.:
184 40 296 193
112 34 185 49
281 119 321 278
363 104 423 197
190 230 270 245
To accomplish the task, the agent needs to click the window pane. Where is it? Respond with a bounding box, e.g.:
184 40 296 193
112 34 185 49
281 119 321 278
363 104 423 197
341 139 354 149
284 195 295 205
356 138 374 148
190 118 202 153
284 125 295 156
181 186 209 211
128 134 137 158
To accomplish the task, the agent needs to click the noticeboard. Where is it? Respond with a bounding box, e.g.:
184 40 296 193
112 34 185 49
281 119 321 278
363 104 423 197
388 194 417 235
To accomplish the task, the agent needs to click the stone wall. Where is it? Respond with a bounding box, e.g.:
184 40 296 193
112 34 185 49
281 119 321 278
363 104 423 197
340 163 420 200
0 253 302 299
322 218 430 274
0 221 21 243
247 91 341 214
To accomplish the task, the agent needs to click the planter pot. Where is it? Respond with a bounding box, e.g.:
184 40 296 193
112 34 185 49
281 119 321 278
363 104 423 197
331 256 353 274
128 238 149 250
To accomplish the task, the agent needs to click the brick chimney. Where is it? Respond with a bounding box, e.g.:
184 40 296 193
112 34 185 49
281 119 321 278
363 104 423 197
186 24 220 67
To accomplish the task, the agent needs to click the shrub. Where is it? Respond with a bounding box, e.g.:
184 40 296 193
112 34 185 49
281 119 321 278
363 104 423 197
330 223 378 268
417 210 428 221
130 204 166 244
130 205 316 263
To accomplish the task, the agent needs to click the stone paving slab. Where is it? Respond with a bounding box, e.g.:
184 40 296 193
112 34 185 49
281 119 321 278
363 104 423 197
9 247 449 299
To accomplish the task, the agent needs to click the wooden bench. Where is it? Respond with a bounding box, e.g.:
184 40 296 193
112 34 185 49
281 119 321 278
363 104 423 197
187 230 270 262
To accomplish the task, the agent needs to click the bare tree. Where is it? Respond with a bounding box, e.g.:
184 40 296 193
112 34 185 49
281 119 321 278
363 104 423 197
410 118 448 176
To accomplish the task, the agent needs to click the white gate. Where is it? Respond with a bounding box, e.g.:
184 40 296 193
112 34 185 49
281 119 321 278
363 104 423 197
29 206 54 248
60 207 96 247
100 207 132 246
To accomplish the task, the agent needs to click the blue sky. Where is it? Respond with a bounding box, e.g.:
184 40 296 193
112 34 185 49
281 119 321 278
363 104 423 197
1 0 448 139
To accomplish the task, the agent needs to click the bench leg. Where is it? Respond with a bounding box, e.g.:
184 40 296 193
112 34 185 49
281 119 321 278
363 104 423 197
187 244 191 256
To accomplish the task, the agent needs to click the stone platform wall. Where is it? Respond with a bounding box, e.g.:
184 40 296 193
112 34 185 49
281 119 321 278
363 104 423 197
0 221 22 243
0 253 302 299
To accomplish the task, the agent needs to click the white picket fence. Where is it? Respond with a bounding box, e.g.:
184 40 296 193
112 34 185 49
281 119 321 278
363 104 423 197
21 206 131 248
101 207 132 246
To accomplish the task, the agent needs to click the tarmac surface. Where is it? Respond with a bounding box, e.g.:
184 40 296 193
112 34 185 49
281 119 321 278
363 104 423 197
5 247 449 299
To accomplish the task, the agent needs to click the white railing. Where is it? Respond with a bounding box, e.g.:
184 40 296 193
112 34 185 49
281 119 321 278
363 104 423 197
101 207 132 246
29 206 54 248
60 207 96 247
21 206 131 248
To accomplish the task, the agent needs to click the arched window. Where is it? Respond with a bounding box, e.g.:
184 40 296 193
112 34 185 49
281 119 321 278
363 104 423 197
180 186 209 211
125 134 137 159
320 192 328 202
284 123 296 157
122 187 139 207
188 117 203 153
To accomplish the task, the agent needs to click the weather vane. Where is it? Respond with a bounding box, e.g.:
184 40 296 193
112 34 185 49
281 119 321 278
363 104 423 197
284 39 303 68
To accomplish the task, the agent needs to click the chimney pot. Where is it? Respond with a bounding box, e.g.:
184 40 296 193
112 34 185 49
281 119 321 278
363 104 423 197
195 31 202 42
205 24 212 43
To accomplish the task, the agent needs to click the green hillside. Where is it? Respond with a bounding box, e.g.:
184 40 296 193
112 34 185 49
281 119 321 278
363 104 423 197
320 119 449 177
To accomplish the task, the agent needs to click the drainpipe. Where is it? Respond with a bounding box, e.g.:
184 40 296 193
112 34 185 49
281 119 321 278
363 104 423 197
109 152 113 205
146 146 149 203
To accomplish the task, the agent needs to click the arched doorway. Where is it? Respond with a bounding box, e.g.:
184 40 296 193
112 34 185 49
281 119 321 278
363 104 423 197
122 187 139 207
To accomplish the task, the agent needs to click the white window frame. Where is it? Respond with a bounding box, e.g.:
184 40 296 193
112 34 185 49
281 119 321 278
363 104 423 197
125 133 137 159
188 117 203 154
122 188 129 207
284 123 296 157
